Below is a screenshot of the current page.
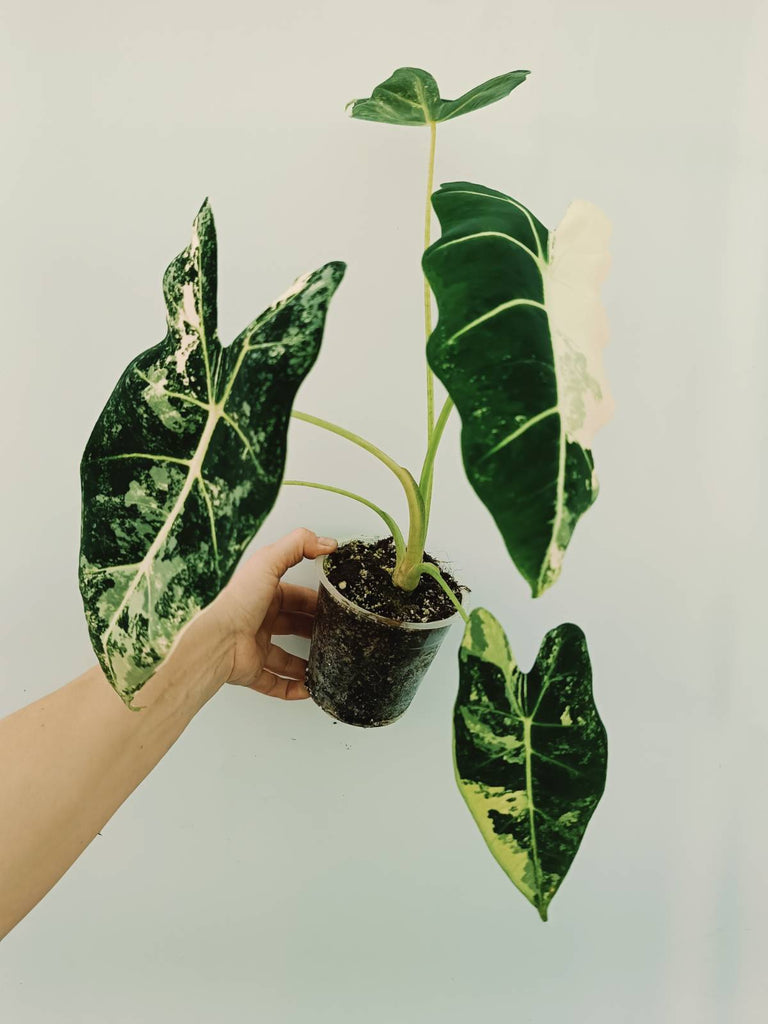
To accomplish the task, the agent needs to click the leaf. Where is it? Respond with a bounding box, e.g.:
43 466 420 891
79 200 345 708
423 181 614 597
454 608 607 921
345 67 529 126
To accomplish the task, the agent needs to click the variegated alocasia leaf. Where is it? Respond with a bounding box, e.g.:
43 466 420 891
346 67 529 126
79 199 345 708
455 608 607 921
423 181 614 597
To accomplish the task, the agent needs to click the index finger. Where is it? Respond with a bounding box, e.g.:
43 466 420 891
263 528 337 578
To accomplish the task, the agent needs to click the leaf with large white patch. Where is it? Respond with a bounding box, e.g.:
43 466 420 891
423 181 613 596
455 608 607 921
79 200 345 708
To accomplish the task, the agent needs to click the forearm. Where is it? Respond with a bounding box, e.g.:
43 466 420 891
0 612 230 940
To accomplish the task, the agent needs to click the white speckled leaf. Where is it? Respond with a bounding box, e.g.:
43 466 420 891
79 200 345 707
346 67 529 126
423 182 614 597
454 608 607 921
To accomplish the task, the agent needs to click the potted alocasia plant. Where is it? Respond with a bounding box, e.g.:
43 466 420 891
79 67 612 921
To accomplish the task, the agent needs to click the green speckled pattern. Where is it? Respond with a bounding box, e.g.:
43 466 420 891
79 200 345 707
423 181 613 597
346 67 529 126
454 608 607 921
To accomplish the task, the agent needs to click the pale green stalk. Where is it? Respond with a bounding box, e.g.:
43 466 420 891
418 121 455 530
420 395 454 523
291 410 426 590
424 119 437 442
283 480 405 561
286 118 454 594
291 410 408 488
414 561 468 623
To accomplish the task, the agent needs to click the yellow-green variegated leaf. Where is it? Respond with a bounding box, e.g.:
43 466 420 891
346 67 529 126
79 200 345 708
454 608 607 921
423 182 614 596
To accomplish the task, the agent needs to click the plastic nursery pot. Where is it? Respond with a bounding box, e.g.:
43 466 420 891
305 548 461 728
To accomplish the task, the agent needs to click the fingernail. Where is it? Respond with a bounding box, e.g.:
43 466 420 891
317 536 337 548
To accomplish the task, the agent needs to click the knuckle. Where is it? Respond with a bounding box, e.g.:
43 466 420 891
293 527 313 545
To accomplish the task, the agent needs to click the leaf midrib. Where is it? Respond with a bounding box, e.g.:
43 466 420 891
98 295 307 662
100 408 220 657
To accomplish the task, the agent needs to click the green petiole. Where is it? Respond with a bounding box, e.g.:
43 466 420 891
282 479 405 562
414 561 468 623
285 119 456 595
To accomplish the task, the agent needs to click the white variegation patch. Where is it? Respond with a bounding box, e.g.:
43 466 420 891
457 779 538 899
534 200 613 596
461 606 515 679
544 200 614 449
173 285 201 386
271 269 314 308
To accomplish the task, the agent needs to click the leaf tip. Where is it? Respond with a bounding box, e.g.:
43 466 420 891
548 620 587 646
119 688 145 713
529 579 546 600
321 260 347 291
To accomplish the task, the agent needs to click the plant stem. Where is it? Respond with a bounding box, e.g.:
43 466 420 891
282 480 405 561
290 120 440 595
291 410 405 485
423 119 437 443
419 395 454 525
391 475 427 592
291 410 426 589
414 561 468 623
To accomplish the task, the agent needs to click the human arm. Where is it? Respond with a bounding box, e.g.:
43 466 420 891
0 528 336 941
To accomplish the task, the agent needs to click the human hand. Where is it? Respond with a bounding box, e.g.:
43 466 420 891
204 528 337 701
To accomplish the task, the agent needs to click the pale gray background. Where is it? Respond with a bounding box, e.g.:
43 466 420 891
1 0 765 1020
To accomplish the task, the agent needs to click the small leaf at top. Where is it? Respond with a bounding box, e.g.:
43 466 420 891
346 67 530 126
454 608 607 921
79 200 345 708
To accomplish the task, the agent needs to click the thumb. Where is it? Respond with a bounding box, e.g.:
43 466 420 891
262 528 337 578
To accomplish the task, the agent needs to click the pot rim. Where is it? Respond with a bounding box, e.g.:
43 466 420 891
314 543 463 632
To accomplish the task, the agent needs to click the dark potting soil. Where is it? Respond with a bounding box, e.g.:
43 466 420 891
306 537 468 726
323 537 466 623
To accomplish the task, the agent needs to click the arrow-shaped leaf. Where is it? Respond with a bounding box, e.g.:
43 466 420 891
423 182 614 596
346 67 529 126
455 608 607 921
79 200 345 707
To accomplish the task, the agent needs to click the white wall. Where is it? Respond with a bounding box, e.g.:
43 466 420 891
1 1 765 1020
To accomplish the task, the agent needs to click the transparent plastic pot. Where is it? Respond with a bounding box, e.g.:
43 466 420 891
305 550 462 727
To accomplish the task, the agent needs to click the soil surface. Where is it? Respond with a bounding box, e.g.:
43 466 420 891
323 537 466 623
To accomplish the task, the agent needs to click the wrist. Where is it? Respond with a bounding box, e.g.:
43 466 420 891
138 605 234 714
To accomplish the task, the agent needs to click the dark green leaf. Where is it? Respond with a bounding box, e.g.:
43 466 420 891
346 67 529 126
79 200 345 707
423 182 614 596
455 608 607 921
